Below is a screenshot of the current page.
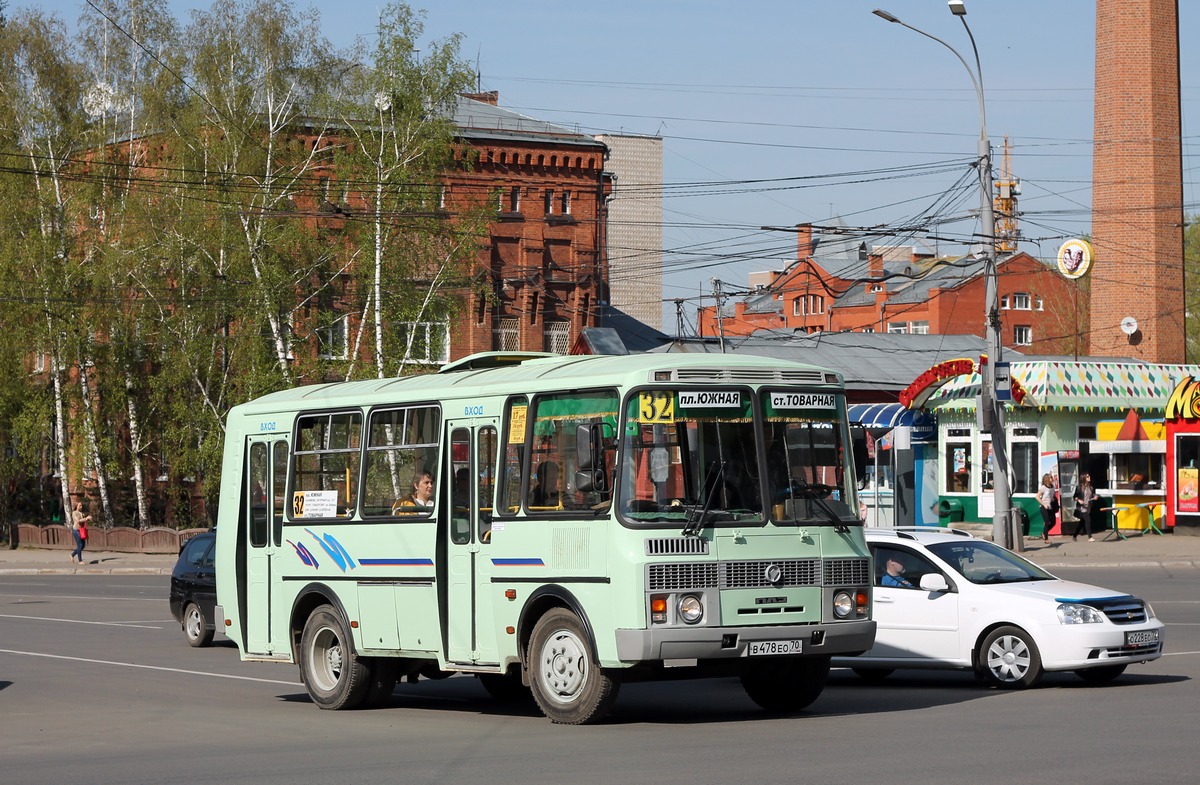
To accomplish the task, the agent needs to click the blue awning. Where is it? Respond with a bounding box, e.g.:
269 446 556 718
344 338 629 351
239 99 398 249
847 403 932 430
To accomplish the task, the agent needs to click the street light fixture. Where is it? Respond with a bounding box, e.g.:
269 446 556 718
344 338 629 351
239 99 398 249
872 2 1015 549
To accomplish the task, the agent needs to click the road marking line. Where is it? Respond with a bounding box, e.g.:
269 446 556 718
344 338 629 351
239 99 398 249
0 612 161 629
1163 650 1200 657
1 592 163 602
0 648 300 685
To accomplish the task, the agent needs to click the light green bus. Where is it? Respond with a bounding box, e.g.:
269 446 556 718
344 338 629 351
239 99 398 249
214 351 875 723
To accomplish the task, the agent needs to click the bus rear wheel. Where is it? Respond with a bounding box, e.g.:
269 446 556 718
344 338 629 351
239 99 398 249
300 605 371 710
741 656 830 713
528 608 619 724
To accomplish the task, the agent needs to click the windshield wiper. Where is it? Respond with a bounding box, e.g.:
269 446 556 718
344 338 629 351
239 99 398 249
681 459 724 537
782 480 849 533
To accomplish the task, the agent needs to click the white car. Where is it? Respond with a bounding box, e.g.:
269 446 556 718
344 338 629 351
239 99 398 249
833 527 1164 688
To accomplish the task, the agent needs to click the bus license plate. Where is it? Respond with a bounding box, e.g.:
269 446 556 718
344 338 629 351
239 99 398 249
748 639 803 656
1125 630 1159 645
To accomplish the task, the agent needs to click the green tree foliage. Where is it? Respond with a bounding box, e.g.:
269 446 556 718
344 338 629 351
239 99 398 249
0 0 479 527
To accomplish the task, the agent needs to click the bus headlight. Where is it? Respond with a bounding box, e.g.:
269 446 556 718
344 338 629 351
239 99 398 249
832 590 855 619
678 594 704 624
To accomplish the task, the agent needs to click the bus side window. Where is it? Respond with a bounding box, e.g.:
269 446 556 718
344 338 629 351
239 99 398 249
498 398 528 516
526 390 618 514
478 425 497 541
291 411 362 521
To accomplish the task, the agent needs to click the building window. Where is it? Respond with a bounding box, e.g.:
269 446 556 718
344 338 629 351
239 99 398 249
870 284 883 293
806 295 823 315
509 186 520 213
560 191 571 214
494 316 520 351
792 298 801 317
399 321 450 364
1011 292 1031 310
887 322 908 334
862 327 875 333
33 350 47 374
1013 325 1032 346
544 189 554 215
1000 294 1010 309
909 321 929 334
437 185 447 210
544 320 570 354
1035 296 1044 311
317 315 348 360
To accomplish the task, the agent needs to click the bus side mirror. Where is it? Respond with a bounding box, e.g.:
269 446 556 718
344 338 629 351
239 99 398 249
575 423 608 493
850 425 868 485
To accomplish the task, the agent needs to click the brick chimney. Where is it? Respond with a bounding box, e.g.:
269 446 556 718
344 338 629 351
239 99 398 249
867 250 883 281
796 223 814 260
1089 0 1184 361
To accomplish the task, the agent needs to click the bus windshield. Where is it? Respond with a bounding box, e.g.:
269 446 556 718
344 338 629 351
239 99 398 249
618 388 857 525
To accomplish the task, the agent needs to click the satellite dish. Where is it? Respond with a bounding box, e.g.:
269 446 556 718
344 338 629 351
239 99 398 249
1120 316 1139 336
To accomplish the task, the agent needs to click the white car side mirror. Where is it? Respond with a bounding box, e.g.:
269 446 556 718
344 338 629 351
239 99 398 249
920 573 950 593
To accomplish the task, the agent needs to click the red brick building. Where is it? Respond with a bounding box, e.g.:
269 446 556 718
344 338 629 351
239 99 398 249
446 93 611 359
698 223 1083 354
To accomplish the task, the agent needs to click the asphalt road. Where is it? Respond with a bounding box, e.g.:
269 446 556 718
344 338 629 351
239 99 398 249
2 567 1196 785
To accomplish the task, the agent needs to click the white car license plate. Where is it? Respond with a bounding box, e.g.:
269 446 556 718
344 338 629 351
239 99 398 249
748 639 803 656
1125 629 1160 645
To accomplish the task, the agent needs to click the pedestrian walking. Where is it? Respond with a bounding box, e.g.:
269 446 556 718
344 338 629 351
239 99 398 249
70 500 92 565
1072 472 1097 541
1036 472 1056 542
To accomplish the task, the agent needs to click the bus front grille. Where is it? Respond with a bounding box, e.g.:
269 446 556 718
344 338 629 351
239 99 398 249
824 558 871 586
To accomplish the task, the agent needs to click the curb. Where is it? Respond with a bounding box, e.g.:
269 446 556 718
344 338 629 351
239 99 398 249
0 567 173 576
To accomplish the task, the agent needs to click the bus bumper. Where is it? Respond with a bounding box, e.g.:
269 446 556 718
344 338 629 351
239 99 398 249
614 621 876 662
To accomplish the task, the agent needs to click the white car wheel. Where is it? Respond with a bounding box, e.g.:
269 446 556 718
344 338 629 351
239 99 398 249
980 625 1043 689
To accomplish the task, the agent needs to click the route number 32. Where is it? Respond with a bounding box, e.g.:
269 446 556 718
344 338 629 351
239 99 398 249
638 391 675 424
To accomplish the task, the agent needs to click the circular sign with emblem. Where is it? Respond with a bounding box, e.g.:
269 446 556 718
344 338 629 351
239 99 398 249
764 564 783 585
1056 238 1093 279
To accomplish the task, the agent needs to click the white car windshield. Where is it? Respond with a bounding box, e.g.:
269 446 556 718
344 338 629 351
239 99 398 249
926 540 1055 585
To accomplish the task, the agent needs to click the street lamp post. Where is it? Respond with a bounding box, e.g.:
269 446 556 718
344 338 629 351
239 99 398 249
873 2 1015 549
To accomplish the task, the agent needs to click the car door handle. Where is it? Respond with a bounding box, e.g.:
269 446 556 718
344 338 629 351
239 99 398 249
876 596 894 603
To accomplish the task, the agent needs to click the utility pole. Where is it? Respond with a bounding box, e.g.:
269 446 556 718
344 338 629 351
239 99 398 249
874 1 1014 548
712 278 727 354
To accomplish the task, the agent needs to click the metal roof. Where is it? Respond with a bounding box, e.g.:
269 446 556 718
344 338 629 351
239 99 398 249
659 332 997 394
451 96 605 148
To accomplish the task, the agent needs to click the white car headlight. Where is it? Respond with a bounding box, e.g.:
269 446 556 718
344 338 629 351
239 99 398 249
1145 602 1157 619
1057 603 1105 624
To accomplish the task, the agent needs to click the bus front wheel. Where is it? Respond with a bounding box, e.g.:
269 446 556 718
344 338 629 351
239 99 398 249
527 608 619 724
299 605 371 710
741 656 829 713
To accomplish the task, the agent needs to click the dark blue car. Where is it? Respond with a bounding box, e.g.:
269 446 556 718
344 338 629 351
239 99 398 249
168 531 217 647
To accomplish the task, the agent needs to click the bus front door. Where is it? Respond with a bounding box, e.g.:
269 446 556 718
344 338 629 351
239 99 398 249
245 437 287 655
445 422 500 665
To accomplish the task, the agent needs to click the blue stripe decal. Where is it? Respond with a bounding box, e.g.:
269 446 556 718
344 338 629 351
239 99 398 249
359 558 436 566
492 558 546 566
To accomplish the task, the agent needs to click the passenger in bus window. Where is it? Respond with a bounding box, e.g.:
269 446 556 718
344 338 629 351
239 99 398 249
392 470 435 515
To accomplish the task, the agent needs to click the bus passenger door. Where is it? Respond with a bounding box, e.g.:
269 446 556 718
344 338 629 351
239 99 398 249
245 437 287 655
445 421 500 665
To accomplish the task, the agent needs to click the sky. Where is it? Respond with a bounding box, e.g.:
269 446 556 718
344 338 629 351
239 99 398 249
18 0 1200 332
